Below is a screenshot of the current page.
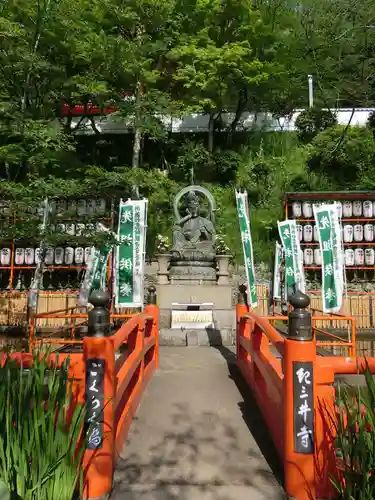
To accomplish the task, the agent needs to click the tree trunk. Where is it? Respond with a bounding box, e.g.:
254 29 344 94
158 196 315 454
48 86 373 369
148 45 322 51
207 110 215 152
132 81 142 170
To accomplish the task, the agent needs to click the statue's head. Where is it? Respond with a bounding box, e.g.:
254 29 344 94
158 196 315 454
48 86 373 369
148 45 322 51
186 190 200 217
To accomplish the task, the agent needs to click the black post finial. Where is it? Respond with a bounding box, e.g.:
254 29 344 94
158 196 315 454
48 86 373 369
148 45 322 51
238 284 247 305
288 290 312 340
87 290 111 337
147 285 157 305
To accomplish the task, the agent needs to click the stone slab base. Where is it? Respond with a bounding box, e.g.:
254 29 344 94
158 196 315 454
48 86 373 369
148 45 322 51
159 328 234 346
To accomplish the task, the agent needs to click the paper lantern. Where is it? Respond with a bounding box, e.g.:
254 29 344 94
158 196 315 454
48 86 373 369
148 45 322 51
96 199 106 214
342 201 353 218
303 248 314 266
45 247 54 265
292 201 302 218
35 248 42 264
313 225 319 242
57 199 67 215
54 247 64 265
363 200 373 218
87 199 96 216
365 248 375 266
353 201 362 217
302 201 313 218
75 247 84 265
84 247 92 264
0 248 11 266
354 248 364 266
15 248 25 265
65 223 75 235
296 224 303 242
77 199 87 216
64 247 74 265
303 224 313 242
314 248 322 265
353 224 364 242
364 224 374 242
25 248 34 265
345 249 355 267
343 224 354 243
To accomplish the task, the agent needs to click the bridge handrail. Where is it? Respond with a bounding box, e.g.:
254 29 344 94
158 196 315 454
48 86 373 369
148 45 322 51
3 286 159 500
242 312 285 355
236 286 375 500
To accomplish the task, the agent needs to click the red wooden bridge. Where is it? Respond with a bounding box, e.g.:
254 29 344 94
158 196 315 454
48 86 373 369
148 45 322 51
5 285 374 500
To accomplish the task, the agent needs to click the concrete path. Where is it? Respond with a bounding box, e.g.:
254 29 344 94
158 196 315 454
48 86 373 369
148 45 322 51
111 347 285 500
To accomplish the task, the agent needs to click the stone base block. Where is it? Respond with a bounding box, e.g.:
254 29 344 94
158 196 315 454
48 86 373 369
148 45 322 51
159 328 234 346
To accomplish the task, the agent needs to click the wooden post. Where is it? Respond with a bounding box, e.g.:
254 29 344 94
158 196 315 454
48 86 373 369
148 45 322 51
83 290 115 500
284 291 317 500
236 284 250 364
145 285 159 368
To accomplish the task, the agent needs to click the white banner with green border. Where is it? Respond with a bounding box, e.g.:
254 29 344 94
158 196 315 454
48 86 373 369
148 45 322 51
272 242 283 300
29 198 52 311
313 203 345 313
235 190 257 307
78 223 112 306
278 219 305 296
114 199 148 309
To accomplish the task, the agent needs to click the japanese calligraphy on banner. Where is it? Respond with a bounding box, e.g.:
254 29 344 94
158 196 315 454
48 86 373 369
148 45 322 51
78 223 112 307
293 361 314 454
114 199 148 308
313 203 344 313
85 358 105 450
235 190 257 307
278 219 305 296
272 242 283 300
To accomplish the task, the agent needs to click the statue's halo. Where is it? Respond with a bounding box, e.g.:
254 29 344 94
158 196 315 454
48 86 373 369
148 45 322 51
174 185 216 224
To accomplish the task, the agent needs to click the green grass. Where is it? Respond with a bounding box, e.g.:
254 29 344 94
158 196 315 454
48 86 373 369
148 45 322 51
0 351 86 500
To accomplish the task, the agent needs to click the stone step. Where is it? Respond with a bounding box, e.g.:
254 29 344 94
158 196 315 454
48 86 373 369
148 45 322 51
159 328 234 347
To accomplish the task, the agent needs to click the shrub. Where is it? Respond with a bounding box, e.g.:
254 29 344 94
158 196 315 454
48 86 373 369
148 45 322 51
332 362 375 499
308 125 375 187
295 108 337 143
0 351 86 500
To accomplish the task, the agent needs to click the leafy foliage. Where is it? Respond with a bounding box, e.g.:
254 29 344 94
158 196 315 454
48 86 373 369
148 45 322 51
295 108 337 143
332 361 375 500
308 126 375 187
0 351 85 499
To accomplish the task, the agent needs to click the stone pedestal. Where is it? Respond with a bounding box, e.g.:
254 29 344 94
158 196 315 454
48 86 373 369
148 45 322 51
155 253 171 285
169 260 216 284
156 283 234 346
216 255 230 285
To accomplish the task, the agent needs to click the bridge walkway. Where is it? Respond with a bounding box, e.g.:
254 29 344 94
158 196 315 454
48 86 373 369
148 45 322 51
110 347 285 500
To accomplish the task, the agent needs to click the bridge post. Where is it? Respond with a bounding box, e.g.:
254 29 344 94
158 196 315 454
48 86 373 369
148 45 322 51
284 290 317 500
236 284 250 363
83 290 115 500
145 285 159 368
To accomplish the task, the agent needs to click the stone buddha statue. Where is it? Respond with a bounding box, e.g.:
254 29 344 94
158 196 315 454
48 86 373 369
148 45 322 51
171 189 216 262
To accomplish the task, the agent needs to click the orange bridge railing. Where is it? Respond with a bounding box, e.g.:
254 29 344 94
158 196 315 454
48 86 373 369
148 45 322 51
4 285 159 499
236 286 374 500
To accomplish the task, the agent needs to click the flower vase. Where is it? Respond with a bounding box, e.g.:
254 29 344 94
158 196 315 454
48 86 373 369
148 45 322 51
216 255 230 285
155 253 171 285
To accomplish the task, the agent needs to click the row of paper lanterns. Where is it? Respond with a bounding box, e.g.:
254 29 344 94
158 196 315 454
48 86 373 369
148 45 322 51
297 223 375 243
0 247 93 266
0 199 107 217
303 248 375 267
291 201 375 219
46 223 103 235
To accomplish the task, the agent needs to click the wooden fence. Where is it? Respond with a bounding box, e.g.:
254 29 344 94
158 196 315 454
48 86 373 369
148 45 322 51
1 286 375 330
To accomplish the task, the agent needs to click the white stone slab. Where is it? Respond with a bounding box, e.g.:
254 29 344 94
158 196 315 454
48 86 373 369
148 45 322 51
171 309 214 330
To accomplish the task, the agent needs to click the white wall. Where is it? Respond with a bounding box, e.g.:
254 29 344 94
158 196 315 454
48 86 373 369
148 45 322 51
64 108 375 135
